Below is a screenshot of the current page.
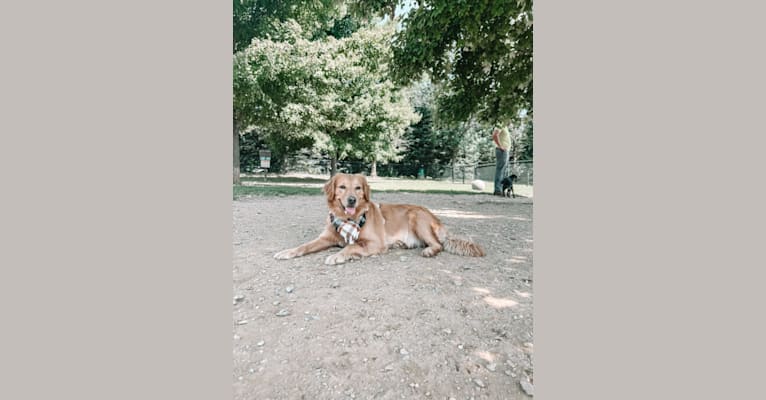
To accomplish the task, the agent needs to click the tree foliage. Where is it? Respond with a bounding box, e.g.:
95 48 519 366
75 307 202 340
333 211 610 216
519 117 533 161
233 0 341 52
233 0 532 179
390 0 532 124
234 22 418 174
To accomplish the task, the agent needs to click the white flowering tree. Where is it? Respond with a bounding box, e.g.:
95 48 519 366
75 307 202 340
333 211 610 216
234 22 418 176
232 0 341 184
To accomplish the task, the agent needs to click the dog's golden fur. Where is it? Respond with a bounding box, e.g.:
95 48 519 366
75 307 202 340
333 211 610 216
274 173 485 265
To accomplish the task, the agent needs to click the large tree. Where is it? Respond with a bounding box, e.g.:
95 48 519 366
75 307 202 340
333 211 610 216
390 0 532 125
232 0 341 183
234 22 417 176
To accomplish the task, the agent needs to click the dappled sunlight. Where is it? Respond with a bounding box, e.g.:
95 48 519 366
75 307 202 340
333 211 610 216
440 271 524 309
431 208 505 220
471 287 491 295
459 284 522 309
475 350 496 363
484 296 518 309
514 290 532 298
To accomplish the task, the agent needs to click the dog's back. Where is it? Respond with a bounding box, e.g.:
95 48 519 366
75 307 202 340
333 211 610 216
379 203 485 257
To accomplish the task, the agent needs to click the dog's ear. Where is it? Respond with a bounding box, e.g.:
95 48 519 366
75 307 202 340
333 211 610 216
323 175 337 201
361 175 371 201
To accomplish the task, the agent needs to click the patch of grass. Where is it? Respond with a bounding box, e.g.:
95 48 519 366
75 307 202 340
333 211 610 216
240 176 327 184
234 185 518 200
233 185 323 199
377 189 490 195
234 174 534 199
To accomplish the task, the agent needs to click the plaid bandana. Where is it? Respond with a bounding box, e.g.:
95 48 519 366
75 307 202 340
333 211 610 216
329 212 367 244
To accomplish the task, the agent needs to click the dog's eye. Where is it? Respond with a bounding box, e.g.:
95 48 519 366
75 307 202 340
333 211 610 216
339 185 346 190
355 186 361 191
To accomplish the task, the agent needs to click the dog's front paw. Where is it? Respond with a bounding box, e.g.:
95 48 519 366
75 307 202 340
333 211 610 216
274 248 299 260
324 252 347 265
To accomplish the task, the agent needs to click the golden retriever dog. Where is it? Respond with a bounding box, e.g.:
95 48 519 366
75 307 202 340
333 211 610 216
274 173 485 265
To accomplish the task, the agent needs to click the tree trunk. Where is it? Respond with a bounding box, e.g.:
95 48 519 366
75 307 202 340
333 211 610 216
233 119 241 185
330 155 337 177
370 159 378 178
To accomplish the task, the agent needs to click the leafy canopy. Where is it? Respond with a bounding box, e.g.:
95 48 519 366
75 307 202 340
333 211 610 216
233 0 341 52
391 0 533 124
234 22 418 164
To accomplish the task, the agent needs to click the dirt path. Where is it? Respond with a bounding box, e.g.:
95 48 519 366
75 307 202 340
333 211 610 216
233 192 533 399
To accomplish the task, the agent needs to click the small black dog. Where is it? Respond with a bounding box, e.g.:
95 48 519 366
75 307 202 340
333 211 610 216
501 174 518 198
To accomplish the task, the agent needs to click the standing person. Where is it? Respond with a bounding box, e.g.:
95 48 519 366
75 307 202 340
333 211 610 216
492 126 511 196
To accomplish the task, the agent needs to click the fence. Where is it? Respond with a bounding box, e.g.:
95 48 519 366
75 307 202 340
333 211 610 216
473 160 534 185
246 155 533 186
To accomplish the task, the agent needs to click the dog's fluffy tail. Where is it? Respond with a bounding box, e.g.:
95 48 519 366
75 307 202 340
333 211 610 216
443 237 486 257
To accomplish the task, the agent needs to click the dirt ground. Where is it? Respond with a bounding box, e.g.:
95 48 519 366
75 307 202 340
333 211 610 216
233 191 533 399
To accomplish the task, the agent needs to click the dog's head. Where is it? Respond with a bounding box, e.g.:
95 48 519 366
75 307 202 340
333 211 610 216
323 173 371 218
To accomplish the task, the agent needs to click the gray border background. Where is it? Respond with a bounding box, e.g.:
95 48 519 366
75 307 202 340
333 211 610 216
1 1 765 399
1 1 232 399
536 1 766 398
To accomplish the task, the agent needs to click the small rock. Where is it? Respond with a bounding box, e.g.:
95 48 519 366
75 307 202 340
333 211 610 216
275 309 290 317
256 341 265 347
486 363 497 372
233 295 245 303
330 282 340 289
519 380 534 396
285 286 294 293
400 256 408 262
384 364 394 372
442 329 452 335
474 379 486 388
273 301 281 306
236 320 248 325
523 342 534 354
400 348 409 355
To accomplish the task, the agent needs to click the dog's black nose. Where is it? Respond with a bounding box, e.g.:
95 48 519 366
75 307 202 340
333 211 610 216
347 196 356 205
